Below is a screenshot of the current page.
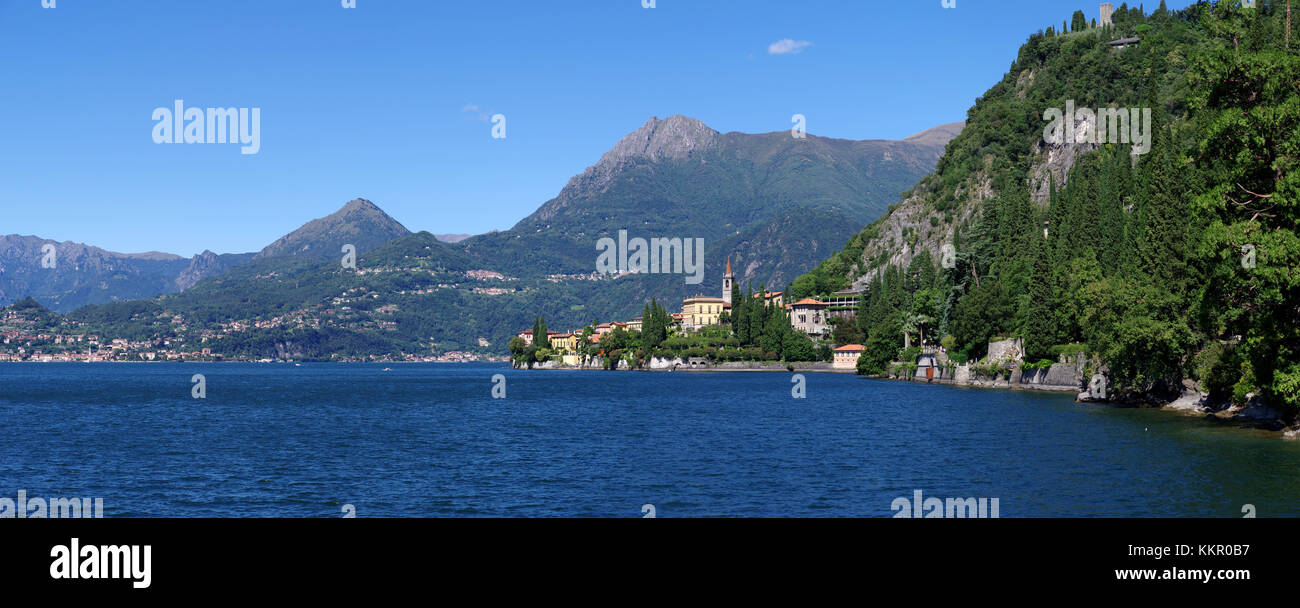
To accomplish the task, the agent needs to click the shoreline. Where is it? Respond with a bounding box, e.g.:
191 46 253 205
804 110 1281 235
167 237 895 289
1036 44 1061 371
517 359 1299 440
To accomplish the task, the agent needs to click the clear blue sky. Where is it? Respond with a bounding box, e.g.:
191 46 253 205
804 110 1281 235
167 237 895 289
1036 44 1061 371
0 0 1196 257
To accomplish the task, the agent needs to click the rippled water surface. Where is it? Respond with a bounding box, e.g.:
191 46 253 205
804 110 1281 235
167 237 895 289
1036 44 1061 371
2 363 1297 517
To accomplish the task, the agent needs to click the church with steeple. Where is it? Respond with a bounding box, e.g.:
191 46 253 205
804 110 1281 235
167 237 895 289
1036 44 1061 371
722 257 735 304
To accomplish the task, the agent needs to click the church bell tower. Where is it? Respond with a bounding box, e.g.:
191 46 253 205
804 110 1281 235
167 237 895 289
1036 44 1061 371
722 257 735 304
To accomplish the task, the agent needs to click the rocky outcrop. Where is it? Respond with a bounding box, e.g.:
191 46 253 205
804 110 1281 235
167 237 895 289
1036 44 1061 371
1028 126 1100 206
174 250 254 291
547 115 720 207
598 115 719 169
1211 396 1289 431
843 104 1101 289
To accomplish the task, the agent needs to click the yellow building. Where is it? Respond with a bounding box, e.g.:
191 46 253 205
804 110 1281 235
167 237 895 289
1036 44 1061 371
550 333 576 353
682 296 727 330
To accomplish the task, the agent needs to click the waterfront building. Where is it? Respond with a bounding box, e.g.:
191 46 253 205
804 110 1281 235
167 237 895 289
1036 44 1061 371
833 344 864 370
790 298 830 337
550 333 576 353
682 296 727 331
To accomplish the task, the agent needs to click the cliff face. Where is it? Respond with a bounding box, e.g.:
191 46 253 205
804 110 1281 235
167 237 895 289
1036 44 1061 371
840 81 1105 290
595 115 719 169
846 132 1096 291
175 250 255 292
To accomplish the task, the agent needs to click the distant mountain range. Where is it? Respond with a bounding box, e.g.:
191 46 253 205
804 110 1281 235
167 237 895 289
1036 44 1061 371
0 200 409 313
0 235 247 312
3 115 961 356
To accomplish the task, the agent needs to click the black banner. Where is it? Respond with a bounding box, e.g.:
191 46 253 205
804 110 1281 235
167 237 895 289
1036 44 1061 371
0 518 1279 595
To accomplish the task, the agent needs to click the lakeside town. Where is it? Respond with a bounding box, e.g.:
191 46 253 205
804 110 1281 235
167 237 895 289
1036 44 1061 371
0 297 505 363
510 258 871 371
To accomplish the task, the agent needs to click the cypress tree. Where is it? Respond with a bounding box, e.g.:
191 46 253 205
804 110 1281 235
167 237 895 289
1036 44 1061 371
1133 95 1185 288
1024 235 1058 361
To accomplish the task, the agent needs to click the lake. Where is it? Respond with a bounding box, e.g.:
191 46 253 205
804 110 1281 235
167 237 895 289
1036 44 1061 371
2 362 1297 517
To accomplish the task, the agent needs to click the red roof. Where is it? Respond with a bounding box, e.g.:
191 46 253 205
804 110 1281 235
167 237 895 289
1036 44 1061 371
834 344 865 352
791 298 828 307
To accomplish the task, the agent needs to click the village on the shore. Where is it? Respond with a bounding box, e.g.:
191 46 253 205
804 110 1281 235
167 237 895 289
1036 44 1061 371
511 259 871 371
0 297 502 363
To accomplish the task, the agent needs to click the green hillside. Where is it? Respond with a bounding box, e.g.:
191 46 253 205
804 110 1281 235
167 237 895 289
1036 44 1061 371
794 1 1299 413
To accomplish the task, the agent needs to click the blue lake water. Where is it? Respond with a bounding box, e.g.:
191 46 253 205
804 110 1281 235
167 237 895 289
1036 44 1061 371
1 362 1297 517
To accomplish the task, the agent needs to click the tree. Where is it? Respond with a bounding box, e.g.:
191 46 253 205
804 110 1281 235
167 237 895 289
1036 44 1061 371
857 314 902 376
1072 10 1088 32
759 303 786 355
782 330 818 362
1191 17 1300 412
640 299 670 349
1132 99 1187 289
532 316 551 351
600 326 630 370
1023 236 1058 361
507 336 527 366
949 282 1014 360
831 318 864 346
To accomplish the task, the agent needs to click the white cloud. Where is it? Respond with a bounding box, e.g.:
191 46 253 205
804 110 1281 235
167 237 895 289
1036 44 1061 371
461 104 492 122
768 39 812 55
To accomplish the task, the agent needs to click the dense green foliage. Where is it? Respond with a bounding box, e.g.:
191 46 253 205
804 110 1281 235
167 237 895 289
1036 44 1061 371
802 1 1300 414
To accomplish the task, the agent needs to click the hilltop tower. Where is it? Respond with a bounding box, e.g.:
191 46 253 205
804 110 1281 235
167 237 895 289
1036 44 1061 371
722 257 734 304
1100 2 1114 27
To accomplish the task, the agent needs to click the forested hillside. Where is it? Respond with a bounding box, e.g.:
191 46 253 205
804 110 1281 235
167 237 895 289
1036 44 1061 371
794 1 1299 413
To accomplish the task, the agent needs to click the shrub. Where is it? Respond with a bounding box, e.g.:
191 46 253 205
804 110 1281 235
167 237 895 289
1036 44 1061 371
1022 359 1056 371
1193 342 1244 402
1049 343 1088 359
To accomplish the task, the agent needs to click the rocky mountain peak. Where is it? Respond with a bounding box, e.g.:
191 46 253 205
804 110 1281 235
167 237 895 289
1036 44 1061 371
599 115 719 167
547 116 720 206
339 198 383 215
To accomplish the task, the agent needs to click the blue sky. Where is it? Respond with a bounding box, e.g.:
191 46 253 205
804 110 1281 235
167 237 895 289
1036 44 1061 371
0 0 1196 257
